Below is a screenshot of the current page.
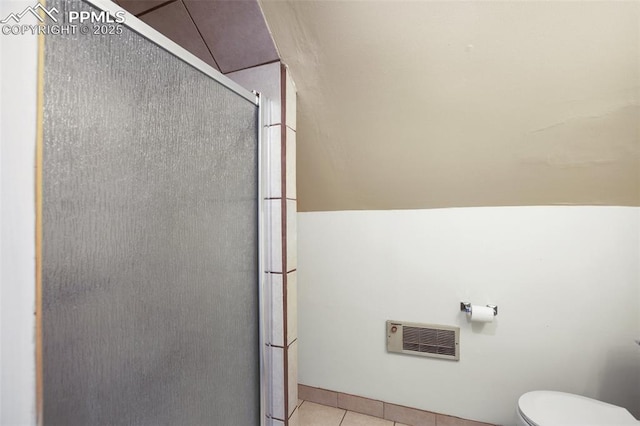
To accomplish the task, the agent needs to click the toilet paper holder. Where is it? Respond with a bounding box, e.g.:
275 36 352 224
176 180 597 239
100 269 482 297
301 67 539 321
460 302 498 316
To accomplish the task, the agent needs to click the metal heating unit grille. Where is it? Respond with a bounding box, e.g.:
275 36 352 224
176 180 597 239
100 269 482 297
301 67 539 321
387 320 459 361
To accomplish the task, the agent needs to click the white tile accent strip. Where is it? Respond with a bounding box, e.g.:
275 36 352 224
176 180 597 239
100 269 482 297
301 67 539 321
286 271 298 345
265 200 283 273
286 127 296 200
269 273 284 347
286 200 297 271
285 67 297 131
266 125 282 199
269 347 285 420
287 341 299 418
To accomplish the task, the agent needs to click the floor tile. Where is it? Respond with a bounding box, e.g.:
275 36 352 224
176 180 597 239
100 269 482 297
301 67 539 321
341 411 394 426
289 407 300 426
299 401 346 426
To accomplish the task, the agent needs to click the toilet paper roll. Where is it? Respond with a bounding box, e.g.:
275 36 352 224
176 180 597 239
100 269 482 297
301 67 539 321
468 305 495 323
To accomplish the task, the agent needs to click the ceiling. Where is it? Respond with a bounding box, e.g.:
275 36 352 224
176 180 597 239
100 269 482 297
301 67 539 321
259 0 639 212
116 0 279 73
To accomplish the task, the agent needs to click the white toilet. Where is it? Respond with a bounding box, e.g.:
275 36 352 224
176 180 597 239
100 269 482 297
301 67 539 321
517 391 640 426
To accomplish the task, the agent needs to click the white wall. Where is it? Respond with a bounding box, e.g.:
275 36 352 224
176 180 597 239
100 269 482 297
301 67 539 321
297 207 640 425
0 2 39 424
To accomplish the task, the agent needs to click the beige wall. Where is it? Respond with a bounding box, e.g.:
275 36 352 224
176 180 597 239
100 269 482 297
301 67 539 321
260 0 640 212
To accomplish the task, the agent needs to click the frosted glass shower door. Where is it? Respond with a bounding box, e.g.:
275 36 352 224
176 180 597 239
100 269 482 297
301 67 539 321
41 1 261 425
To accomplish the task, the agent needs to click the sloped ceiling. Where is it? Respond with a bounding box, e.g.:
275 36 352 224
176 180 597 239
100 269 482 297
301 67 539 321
259 1 640 212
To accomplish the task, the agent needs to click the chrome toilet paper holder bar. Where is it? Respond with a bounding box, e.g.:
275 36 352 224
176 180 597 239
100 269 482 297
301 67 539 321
460 302 498 316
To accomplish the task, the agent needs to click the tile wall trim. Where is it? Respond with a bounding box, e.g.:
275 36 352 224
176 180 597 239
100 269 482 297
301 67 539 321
286 340 298 419
282 63 298 425
297 385 496 426
247 61 284 425
254 62 296 426
285 271 297 347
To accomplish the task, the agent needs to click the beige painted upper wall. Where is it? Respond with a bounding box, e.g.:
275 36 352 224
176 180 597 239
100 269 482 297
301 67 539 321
260 0 639 212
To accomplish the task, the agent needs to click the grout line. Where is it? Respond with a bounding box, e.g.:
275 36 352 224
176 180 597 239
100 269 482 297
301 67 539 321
267 344 284 348
338 409 348 426
180 0 222 71
134 0 177 17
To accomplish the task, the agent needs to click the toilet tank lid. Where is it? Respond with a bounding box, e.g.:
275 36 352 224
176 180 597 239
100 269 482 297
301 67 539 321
518 391 638 426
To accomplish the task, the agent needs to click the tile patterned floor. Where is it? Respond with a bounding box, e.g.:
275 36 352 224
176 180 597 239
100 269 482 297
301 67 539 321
298 400 409 426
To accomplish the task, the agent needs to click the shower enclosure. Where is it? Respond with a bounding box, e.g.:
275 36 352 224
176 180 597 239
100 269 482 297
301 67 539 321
39 0 266 424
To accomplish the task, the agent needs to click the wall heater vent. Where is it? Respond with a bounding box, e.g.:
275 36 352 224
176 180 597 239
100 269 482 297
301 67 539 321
386 320 459 361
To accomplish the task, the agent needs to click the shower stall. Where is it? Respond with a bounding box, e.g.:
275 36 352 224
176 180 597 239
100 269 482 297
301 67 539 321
38 0 267 424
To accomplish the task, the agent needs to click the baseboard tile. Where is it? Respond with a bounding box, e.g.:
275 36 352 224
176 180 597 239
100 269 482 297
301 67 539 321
297 384 495 426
